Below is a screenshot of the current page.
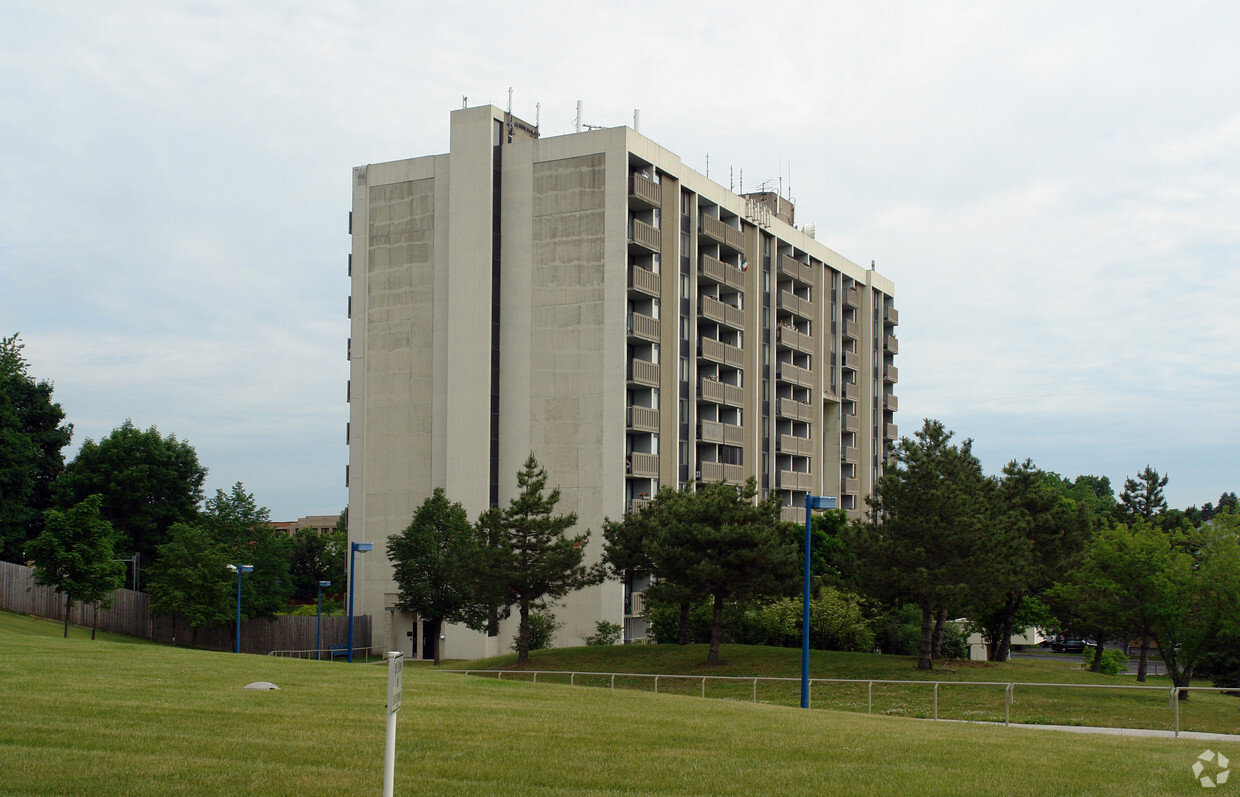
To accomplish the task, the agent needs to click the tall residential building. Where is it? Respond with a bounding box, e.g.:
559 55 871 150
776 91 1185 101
348 105 898 659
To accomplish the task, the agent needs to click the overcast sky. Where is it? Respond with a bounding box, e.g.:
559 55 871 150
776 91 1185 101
3 1 1237 519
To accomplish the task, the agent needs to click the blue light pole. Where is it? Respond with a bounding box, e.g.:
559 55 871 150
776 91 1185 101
317 580 332 661
228 564 254 654
347 542 373 662
802 494 835 708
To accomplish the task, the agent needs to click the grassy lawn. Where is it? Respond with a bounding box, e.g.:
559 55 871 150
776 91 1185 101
0 610 1231 796
452 643 1240 736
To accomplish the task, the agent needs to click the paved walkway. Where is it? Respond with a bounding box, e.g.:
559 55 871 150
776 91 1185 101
936 718 1240 741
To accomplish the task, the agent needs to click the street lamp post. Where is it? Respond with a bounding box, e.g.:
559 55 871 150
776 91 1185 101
802 494 836 708
228 564 254 654
317 580 332 661
347 542 373 662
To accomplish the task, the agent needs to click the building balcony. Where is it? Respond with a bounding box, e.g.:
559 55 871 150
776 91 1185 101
776 397 815 423
625 405 659 433
723 422 744 446
842 413 859 432
697 337 743 368
721 302 745 330
698 254 745 291
777 434 813 457
628 219 660 252
777 290 813 321
627 498 653 514
842 381 859 401
885 423 898 440
699 214 745 252
627 358 660 388
699 461 743 484
841 445 857 461
628 264 660 298
699 294 726 325
776 361 813 389
842 319 859 340
627 452 659 478
843 477 859 494
884 393 898 412
626 311 660 342
884 366 898 383
629 174 662 208
884 335 898 354
778 470 813 491
776 325 813 355
697 419 724 444
840 350 857 371
843 285 860 309
778 254 813 286
884 305 899 327
780 505 805 523
697 377 744 407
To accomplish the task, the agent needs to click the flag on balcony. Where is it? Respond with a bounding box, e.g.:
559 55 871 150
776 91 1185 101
741 256 749 272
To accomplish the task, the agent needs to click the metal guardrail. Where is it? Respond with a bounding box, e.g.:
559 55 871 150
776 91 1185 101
267 646 376 660
441 669 1235 738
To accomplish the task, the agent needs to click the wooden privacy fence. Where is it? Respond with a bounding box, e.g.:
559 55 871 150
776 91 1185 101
0 560 370 655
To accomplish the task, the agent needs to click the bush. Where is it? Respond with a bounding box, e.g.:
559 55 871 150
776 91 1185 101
1082 647 1129 676
511 611 561 653
585 620 623 646
939 622 968 660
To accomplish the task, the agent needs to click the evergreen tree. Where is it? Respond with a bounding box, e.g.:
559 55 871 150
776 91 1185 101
480 455 601 664
25 494 124 638
1119 465 1169 522
387 488 488 664
0 333 73 563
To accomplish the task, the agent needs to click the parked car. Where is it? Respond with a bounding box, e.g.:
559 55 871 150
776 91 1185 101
1050 634 1087 653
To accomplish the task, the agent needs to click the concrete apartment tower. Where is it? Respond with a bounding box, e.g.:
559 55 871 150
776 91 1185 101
348 104 898 660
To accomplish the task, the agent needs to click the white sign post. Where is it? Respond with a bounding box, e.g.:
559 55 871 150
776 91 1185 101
383 651 403 797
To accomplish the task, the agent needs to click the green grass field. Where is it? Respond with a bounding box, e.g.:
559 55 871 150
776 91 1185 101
453 644 1240 736
0 611 1229 796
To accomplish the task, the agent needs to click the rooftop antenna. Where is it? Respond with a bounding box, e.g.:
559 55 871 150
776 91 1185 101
730 166 734 193
740 169 743 194
575 100 582 133
506 87 512 113
536 102 540 128
706 153 710 178
634 109 640 132
462 96 468 108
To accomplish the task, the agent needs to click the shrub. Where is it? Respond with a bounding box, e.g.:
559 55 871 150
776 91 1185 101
939 622 968 660
511 611 561 653
1082 647 1129 676
585 620 623 646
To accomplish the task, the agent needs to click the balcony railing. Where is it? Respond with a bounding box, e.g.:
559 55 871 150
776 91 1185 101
697 337 742 368
841 446 857 461
884 335 898 354
885 423 898 440
723 423 744 446
626 406 659 433
776 362 813 389
627 358 660 388
628 452 659 478
700 214 745 252
841 350 857 370
627 498 653 514
843 477 859 494
626 311 660 342
780 505 805 523
629 219 660 252
842 382 859 400
777 434 813 457
777 397 815 423
778 254 813 285
843 319 860 340
884 305 899 326
884 393 898 412
629 174 662 207
628 264 660 297
778 470 813 491
842 414 859 432
884 365 899 383
776 325 813 354
777 290 813 320
698 461 744 485
697 419 724 444
843 285 860 308
699 295 726 324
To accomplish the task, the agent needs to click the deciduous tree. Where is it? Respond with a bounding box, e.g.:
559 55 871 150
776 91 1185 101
146 522 233 645
0 333 73 563
200 483 291 621
25 494 124 638
387 488 488 664
56 421 205 566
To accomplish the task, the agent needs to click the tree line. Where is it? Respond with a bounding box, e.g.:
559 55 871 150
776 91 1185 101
2 333 346 641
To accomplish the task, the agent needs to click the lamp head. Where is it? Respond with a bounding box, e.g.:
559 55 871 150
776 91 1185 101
352 542 374 553
318 580 332 587
226 564 238 573
239 565 254 573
